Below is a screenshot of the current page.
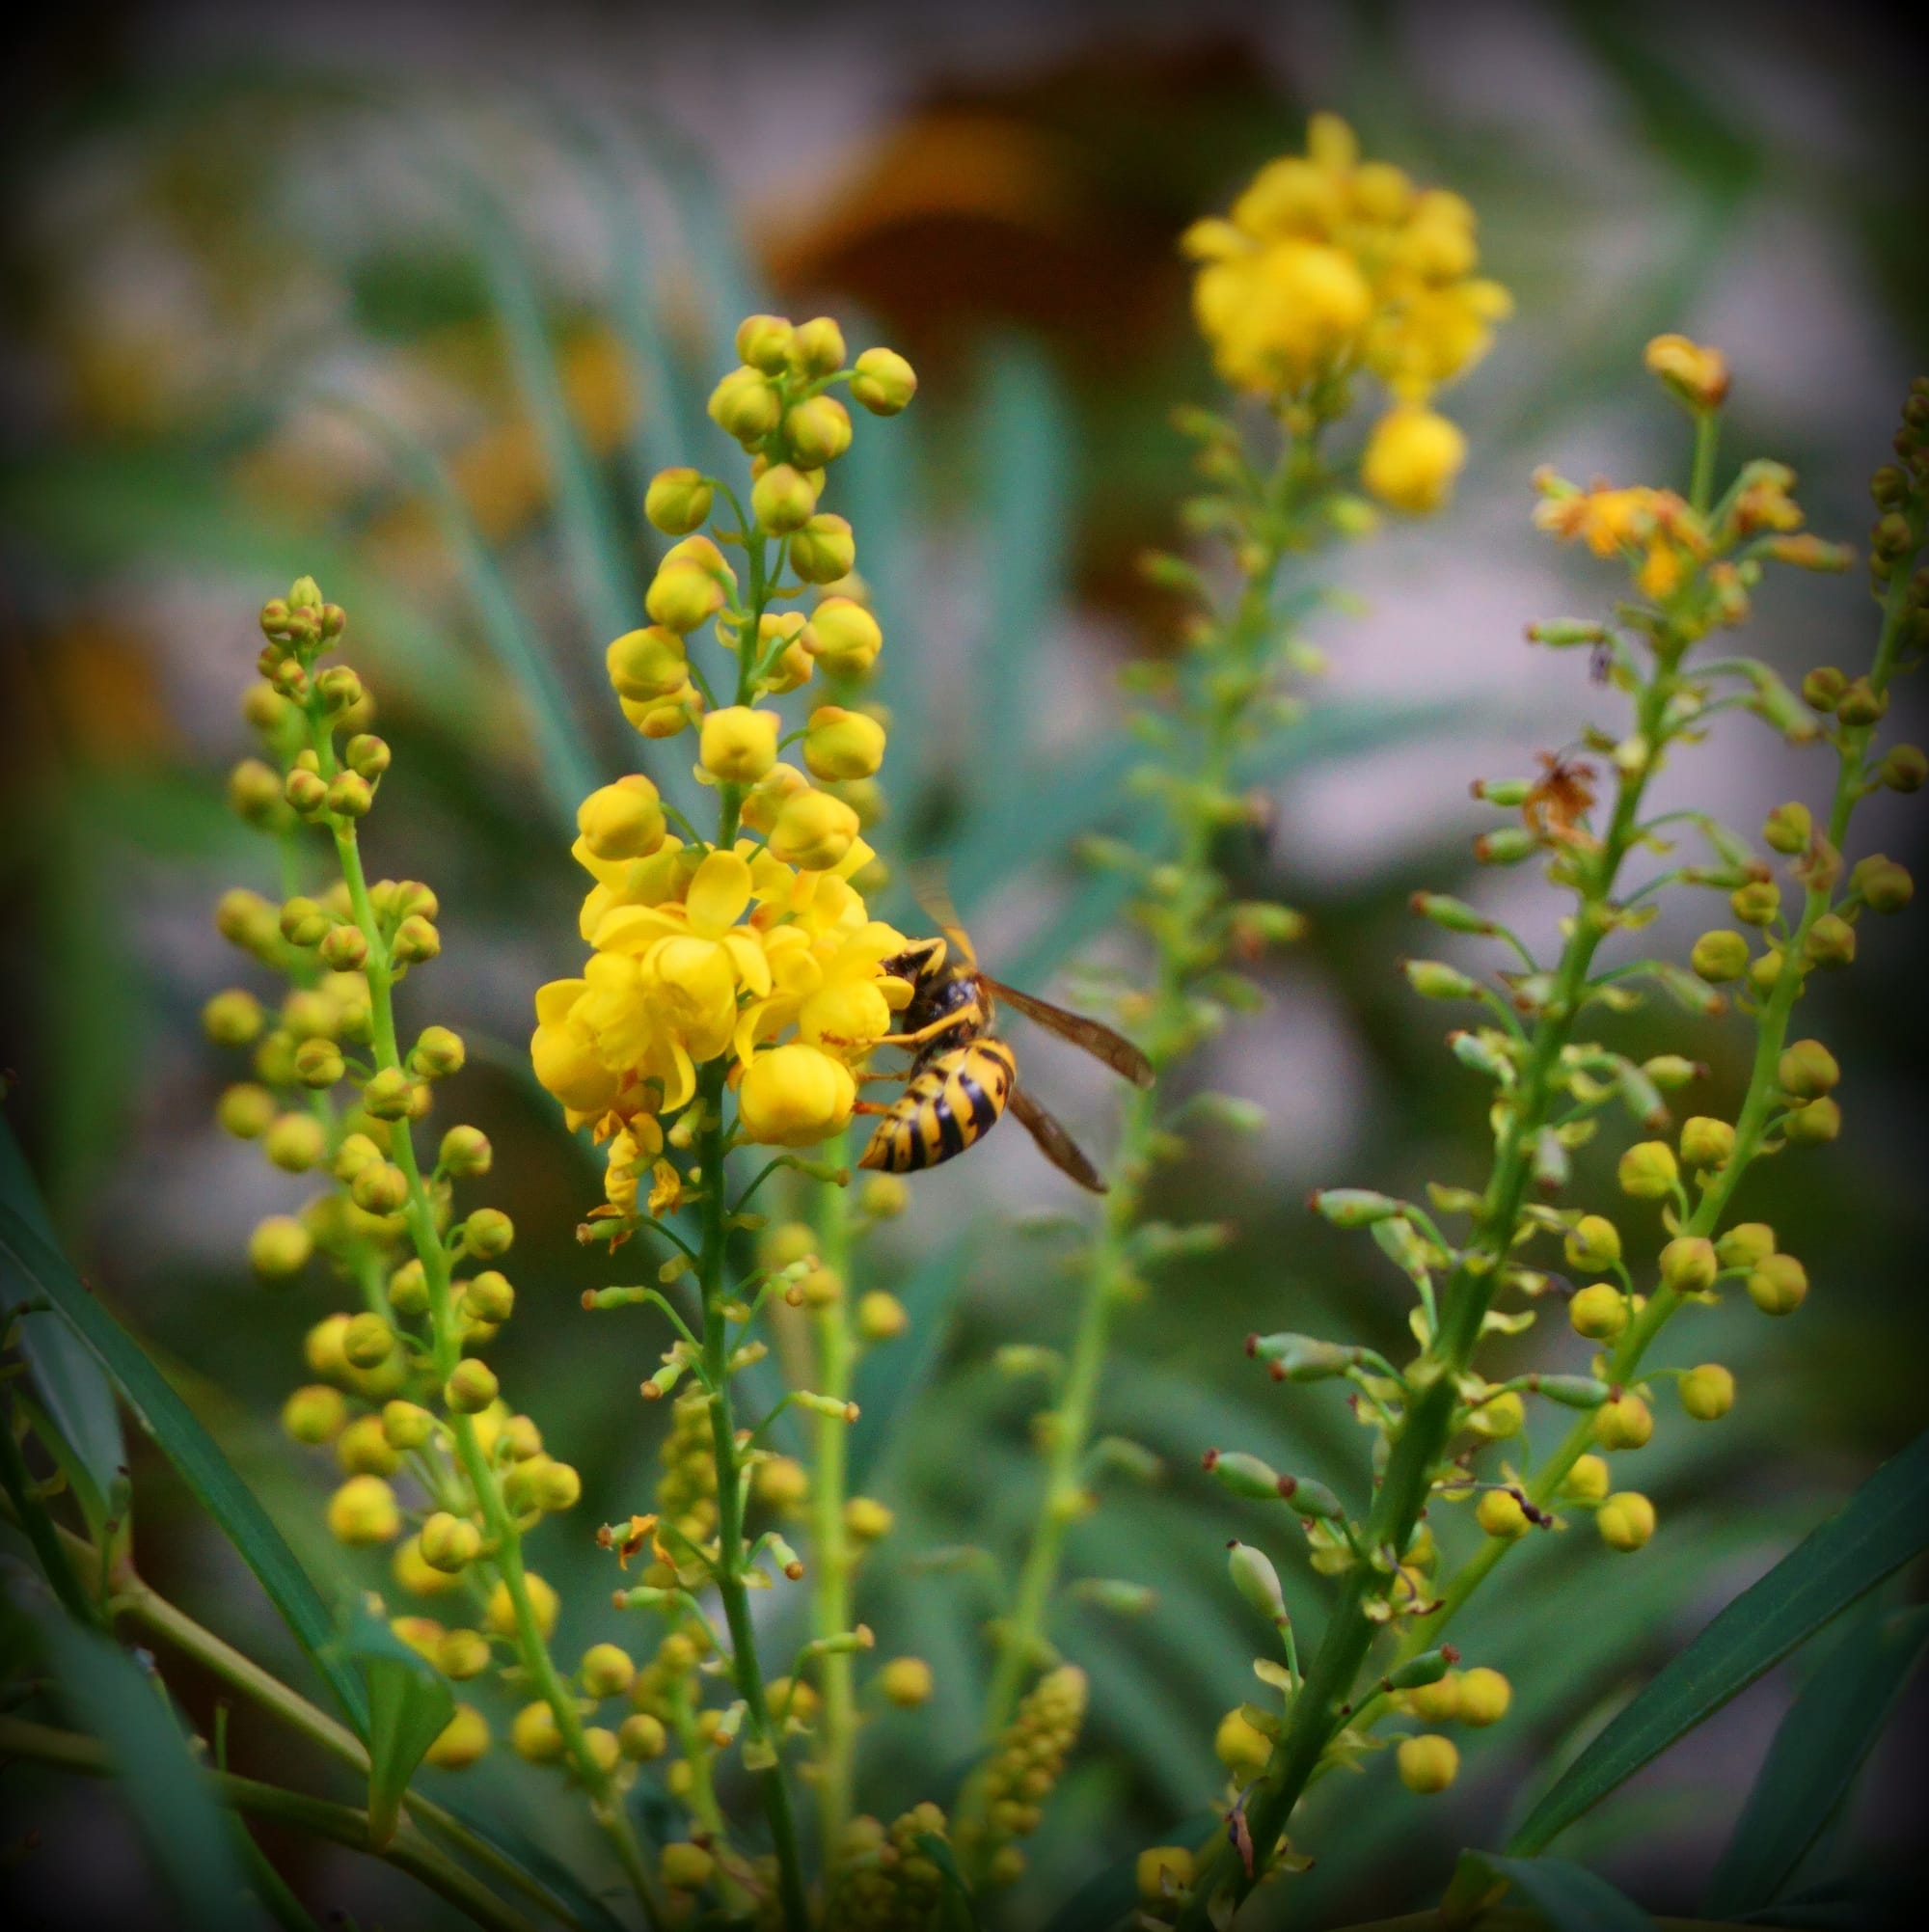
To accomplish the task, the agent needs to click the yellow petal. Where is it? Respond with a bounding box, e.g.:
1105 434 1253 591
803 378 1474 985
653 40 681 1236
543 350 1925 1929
688 850 753 935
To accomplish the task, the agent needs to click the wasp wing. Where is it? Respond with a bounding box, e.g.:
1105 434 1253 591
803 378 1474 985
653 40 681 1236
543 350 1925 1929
1009 1085 1107 1193
908 863 978 970
981 978 1155 1089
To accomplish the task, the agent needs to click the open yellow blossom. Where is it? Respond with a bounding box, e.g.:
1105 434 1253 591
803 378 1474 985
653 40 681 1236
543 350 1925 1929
1362 405 1467 513
736 918 910 1064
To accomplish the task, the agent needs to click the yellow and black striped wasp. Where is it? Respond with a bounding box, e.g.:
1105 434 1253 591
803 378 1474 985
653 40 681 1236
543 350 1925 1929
854 888 1154 1192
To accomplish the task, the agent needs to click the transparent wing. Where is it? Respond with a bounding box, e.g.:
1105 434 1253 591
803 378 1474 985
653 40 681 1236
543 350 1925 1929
909 863 977 969
1010 1085 1107 1193
982 978 1155 1089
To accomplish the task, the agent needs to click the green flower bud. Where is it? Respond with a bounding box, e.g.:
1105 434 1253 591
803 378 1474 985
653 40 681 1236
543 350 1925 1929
1658 1236 1718 1294
660 1843 716 1892
203 988 265 1047
619 1711 668 1759
217 1082 277 1138
279 896 330 948
263 1112 326 1173
851 346 917 415
1595 1394 1653 1451
1878 744 1926 792
1801 666 1847 710
318 924 368 972
789 513 856 585
227 757 286 826
783 395 853 468
1530 1375 1612 1410
249 1215 312 1278
342 1312 395 1370
1680 1364 1735 1420
1227 1540 1288 1626
1835 676 1887 727
439 1125 492 1178
1762 802 1811 854
1680 1116 1735 1168
581 1643 636 1699
1748 947 1787 996
464 1209 514 1259
361 1068 413 1121
1564 1214 1622 1270
460 1270 511 1324
855 1290 908 1342
1717 1222 1777 1268
387 1258 429 1317
326 771 372 819
352 1161 408 1214
1643 1055 1702 1090
282 1384 347 1444
644 467 715 535
1852 855 1914 913
1597 1491 1656 1551
420 1511 483 1572
1690 930 1751 983
1474 826 1538 865
381 1401 437 1451
1404 959 1479 999
1309 1188 1402 1228
1729 879 1781 927
1803 913 1857 969
1748 1252 1808 1316
393 914 441 965
409 1025 466 1080
1617 1141 1678 1200
445 1359 500 1413
1569 1283 1628 1340
1246 1333 1360 1381
1783 1097 1841 1145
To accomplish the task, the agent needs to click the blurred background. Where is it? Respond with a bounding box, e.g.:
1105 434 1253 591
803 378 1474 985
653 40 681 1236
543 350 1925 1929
4 1 1927 1925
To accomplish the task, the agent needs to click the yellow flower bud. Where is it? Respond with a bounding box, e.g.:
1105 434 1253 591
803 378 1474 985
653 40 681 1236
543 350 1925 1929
707 365 780 443
1644 334 1728 410
582 1643 637 1699
336 1413 401 1477
1137 1846 1194 1905
1852 855 1913 914
1595 1394 1654 1451
736 314 795 372
738 1043 856 1146
751 461 820 534
768 788 860 870
878 1656 933 1708
1617 1141 1678 1200
844 1495 894 1543
217 1083 277 1138
352 1161 408 1215
327 1475 400 1545
340 1313 394 1371
1717 1222 1776 1268
1804 913 1856 968
1659 1236 1718 1294
789 514 856 585
698 705 781 785
1730 880 1780 927
1362 405 1467 514
1407 1673 1461 1724
619 1712 668 1759
1691 930 1751 983
754 1455 810 1511
784 395 853 468
1598 1491 1657 1551
1468 1390 1524 1441
1565 1454 1611 1502
806 596 883 677
1456 1666 1511 1728
263 1113 326 1174
856 1291 909 1343
607 626 689 701
1680 1364 1735 1420
577 776 666 861
1748 1253 1808 1316
1397 1733 1459 1794
249 1215 312 1279
1564 1214 1622 1270
392 1534 463 1599
1569 1283 1628 1340
511 1701 565 1762
487 1572 558 1641
661 1842 715 1892
802 704 886 781
789 314 847 375
1778 1039 1840 1100
1762 801 1811 855
644 467 714 536
282 1384 347 1445
1214 1707 1271 1775
425 1703 490 1769
420 1511 483 1572
376 1401 433 1453
445 1359 500 1414
204 988 265 1047
1783 1097 1841 1146
851 346 917 415
464 1209 514 1259
1476 1489 1530 1538
440 1126 492 1179
466 1269 514 1322
859 1173 910 1220
645 562 725 636
1680 1116 1735 1169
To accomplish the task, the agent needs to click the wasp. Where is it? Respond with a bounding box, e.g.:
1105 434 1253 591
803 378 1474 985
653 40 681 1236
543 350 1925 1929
854 890 1154 1192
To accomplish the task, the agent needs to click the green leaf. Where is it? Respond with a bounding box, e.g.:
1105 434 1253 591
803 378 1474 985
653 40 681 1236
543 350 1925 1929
915 1831 983 1932
1703 1602 1929 1916
1508 1428 1929 1857
850 1240 973 1492
0 1185 370 1736
18 1586 269 1928
333 1602 455 1848
1445 1851 1653 1932
1041 1811 1216 1932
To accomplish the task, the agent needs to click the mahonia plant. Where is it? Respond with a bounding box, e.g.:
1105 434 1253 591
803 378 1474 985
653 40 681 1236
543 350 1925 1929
1158 357 1926 1924
527 313 925 1928
964 113 1510 1882
210 579 662 1909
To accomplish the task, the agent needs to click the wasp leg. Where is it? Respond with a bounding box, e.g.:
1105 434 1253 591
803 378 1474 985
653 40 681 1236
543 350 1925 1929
851 1101 898 1116
858 1010 980 1051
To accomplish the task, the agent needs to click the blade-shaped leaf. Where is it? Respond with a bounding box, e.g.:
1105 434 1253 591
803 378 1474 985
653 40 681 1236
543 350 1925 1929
916 1831 984 1932
1445 1850 1654 1932
334 1602 455 1848
1508 1428 1929 1857
850 1239 974 1493
0 1191 369 1735
1703 1602 1929 1916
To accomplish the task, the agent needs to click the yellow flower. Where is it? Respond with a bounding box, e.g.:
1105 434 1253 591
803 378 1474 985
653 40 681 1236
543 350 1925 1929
530 979 620 1115
736 918 908 1065
738 1042 857 1146
1362 405 1467 513
1191 237 1373 395
1644 333 1729 410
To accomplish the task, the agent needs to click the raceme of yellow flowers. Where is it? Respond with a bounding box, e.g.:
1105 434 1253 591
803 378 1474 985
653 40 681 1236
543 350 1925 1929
529 315 918 1217
1182 111 1512 513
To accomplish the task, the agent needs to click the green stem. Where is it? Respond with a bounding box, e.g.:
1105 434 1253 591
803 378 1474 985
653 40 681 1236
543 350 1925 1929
807 1131 857 1862
694 1062 810 1932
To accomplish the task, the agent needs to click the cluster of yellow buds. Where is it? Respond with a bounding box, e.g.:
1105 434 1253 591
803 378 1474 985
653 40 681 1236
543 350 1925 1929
956 1665 1086 1888
209 581 662 1877
531 314 921 1207
1182 111 1510 511
822 1804 952 1930
1179 355 1924 1918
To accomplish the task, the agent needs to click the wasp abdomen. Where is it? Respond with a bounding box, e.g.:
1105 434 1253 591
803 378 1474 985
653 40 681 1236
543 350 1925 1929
858 1041 1016 1174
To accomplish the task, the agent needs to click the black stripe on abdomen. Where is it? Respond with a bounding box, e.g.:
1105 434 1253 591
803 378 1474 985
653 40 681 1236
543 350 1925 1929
932 1089 966 1159
956 1068 1000 1135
